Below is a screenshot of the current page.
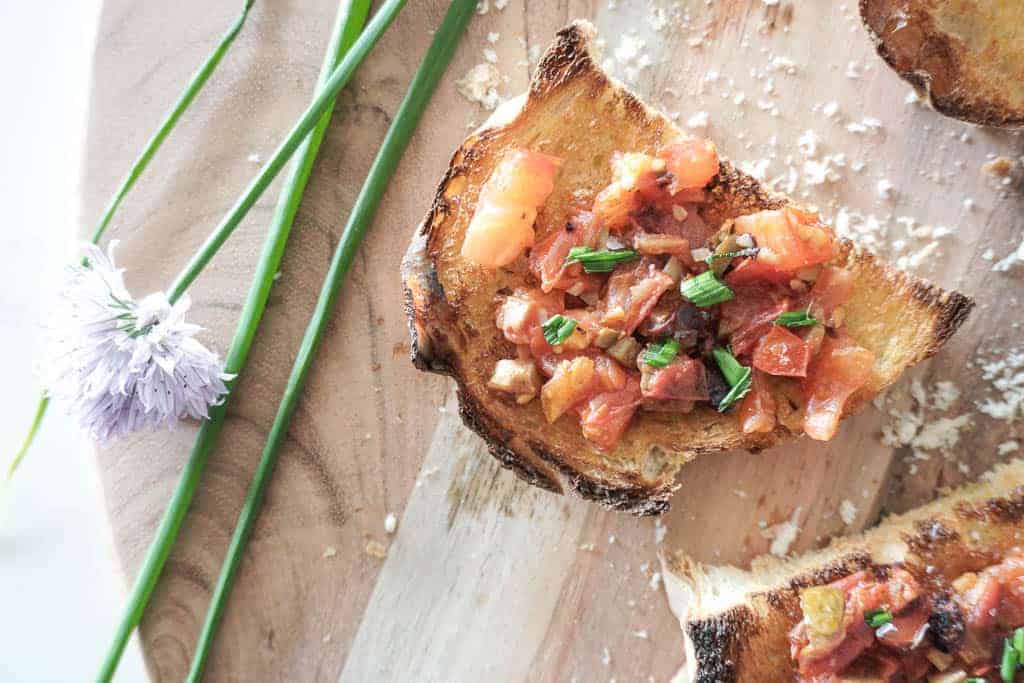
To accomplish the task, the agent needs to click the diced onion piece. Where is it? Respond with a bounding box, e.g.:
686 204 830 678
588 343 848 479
488 359 542 404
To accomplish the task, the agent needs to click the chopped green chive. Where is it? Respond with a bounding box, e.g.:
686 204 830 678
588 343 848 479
542 315 578 346
1014 626 1024 655
1001 638 1019 683
681 271 734 307
566 246 638 273
705 247 758 266
712 347 752 412
775 308 819 328
642 338 681 368
965 679 986 683
865 609 893 628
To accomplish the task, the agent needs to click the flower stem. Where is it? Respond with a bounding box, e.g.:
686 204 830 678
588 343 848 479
165 0 409 304
7 1 255 483
185 1 476 678
93 2 404 681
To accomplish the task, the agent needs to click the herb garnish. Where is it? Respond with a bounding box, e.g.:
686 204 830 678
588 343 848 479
642 338 681 368
566 246 638 273
681 271 734 307
864 609 893 628
712 347 752 412
541 314 578 346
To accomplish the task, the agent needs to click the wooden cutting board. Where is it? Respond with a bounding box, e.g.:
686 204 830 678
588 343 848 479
83 1 1022 680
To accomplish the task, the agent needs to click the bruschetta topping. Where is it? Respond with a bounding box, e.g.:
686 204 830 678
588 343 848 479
461 149 562 268
790 553 1024 682
476 140 871 449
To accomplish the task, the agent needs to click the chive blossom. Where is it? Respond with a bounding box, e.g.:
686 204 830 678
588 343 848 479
541 314 578 346
681 271 734 307
864 609 893 628
642 338 680 368
775 308 819 328
712 347 752 412
566 246 638 273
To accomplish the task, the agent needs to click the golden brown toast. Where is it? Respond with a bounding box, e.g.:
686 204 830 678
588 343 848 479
662 459 1024 682
861 0 1024 128
402 21 973 515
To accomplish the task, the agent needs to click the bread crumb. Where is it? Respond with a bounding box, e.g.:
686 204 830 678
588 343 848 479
993 240 1024 274
998 440 1020 455
839 499 858 526
686 110 709 131
322 546 337 559
384 512 398 534
982 156 1015 177
763 506 802 557
654 518 667 545
322 633 332 643
365 540 388 559
649 571 662 591
632 629 650 639
456 63 502 110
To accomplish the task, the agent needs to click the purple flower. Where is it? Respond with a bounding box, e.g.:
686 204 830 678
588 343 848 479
47 243 233 441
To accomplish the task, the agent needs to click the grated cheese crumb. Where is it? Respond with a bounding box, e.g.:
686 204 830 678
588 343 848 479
456 63 502 110
384 512 398 534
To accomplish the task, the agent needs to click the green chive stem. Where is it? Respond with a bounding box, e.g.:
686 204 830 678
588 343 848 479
92 2 400 681
7 1 256 483
165 0 408 304
1001 638 1018 683
183 1 474 679
184 3 372 679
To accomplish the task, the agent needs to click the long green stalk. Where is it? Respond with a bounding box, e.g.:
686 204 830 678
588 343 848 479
8 0 256 482
184 2 476 679
92 2 402 681
165 0 407 304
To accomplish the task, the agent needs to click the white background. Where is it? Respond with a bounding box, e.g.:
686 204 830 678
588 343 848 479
0 1 147 681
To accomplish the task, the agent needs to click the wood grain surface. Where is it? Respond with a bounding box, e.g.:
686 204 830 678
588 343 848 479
82 1 1022 681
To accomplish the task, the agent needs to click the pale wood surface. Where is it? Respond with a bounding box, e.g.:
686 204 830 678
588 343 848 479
83 1 1022 681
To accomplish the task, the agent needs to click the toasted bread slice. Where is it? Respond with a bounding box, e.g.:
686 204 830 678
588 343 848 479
861 0 1024 128
662 459 1024 682
402 21 973 515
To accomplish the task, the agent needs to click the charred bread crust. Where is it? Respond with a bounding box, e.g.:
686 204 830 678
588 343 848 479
860 0 1024 128
665 462 1024 681
402 20 973 515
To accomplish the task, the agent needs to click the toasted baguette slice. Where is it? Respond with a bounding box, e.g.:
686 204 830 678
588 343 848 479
402 21 973 515
662 459 1024 682
861 0 1024 128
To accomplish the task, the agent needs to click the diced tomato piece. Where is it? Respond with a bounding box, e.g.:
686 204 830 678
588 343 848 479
530 211 604 294
496 289 563 346
803 266 854 326
463 149 562 267
540 356 599 423
639 356 710 401
657 138 720 192
733 207 836 276
578 375 642 450
601 260 675 335
592 152 662 231
594 354 628 392
965 574 1002 630
479 149 562 207
631 205 715 251
875 603 931 652
739 370 776 433
719 286 791 357
801 332 875 441
724 257 793 286
753 325 811 378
